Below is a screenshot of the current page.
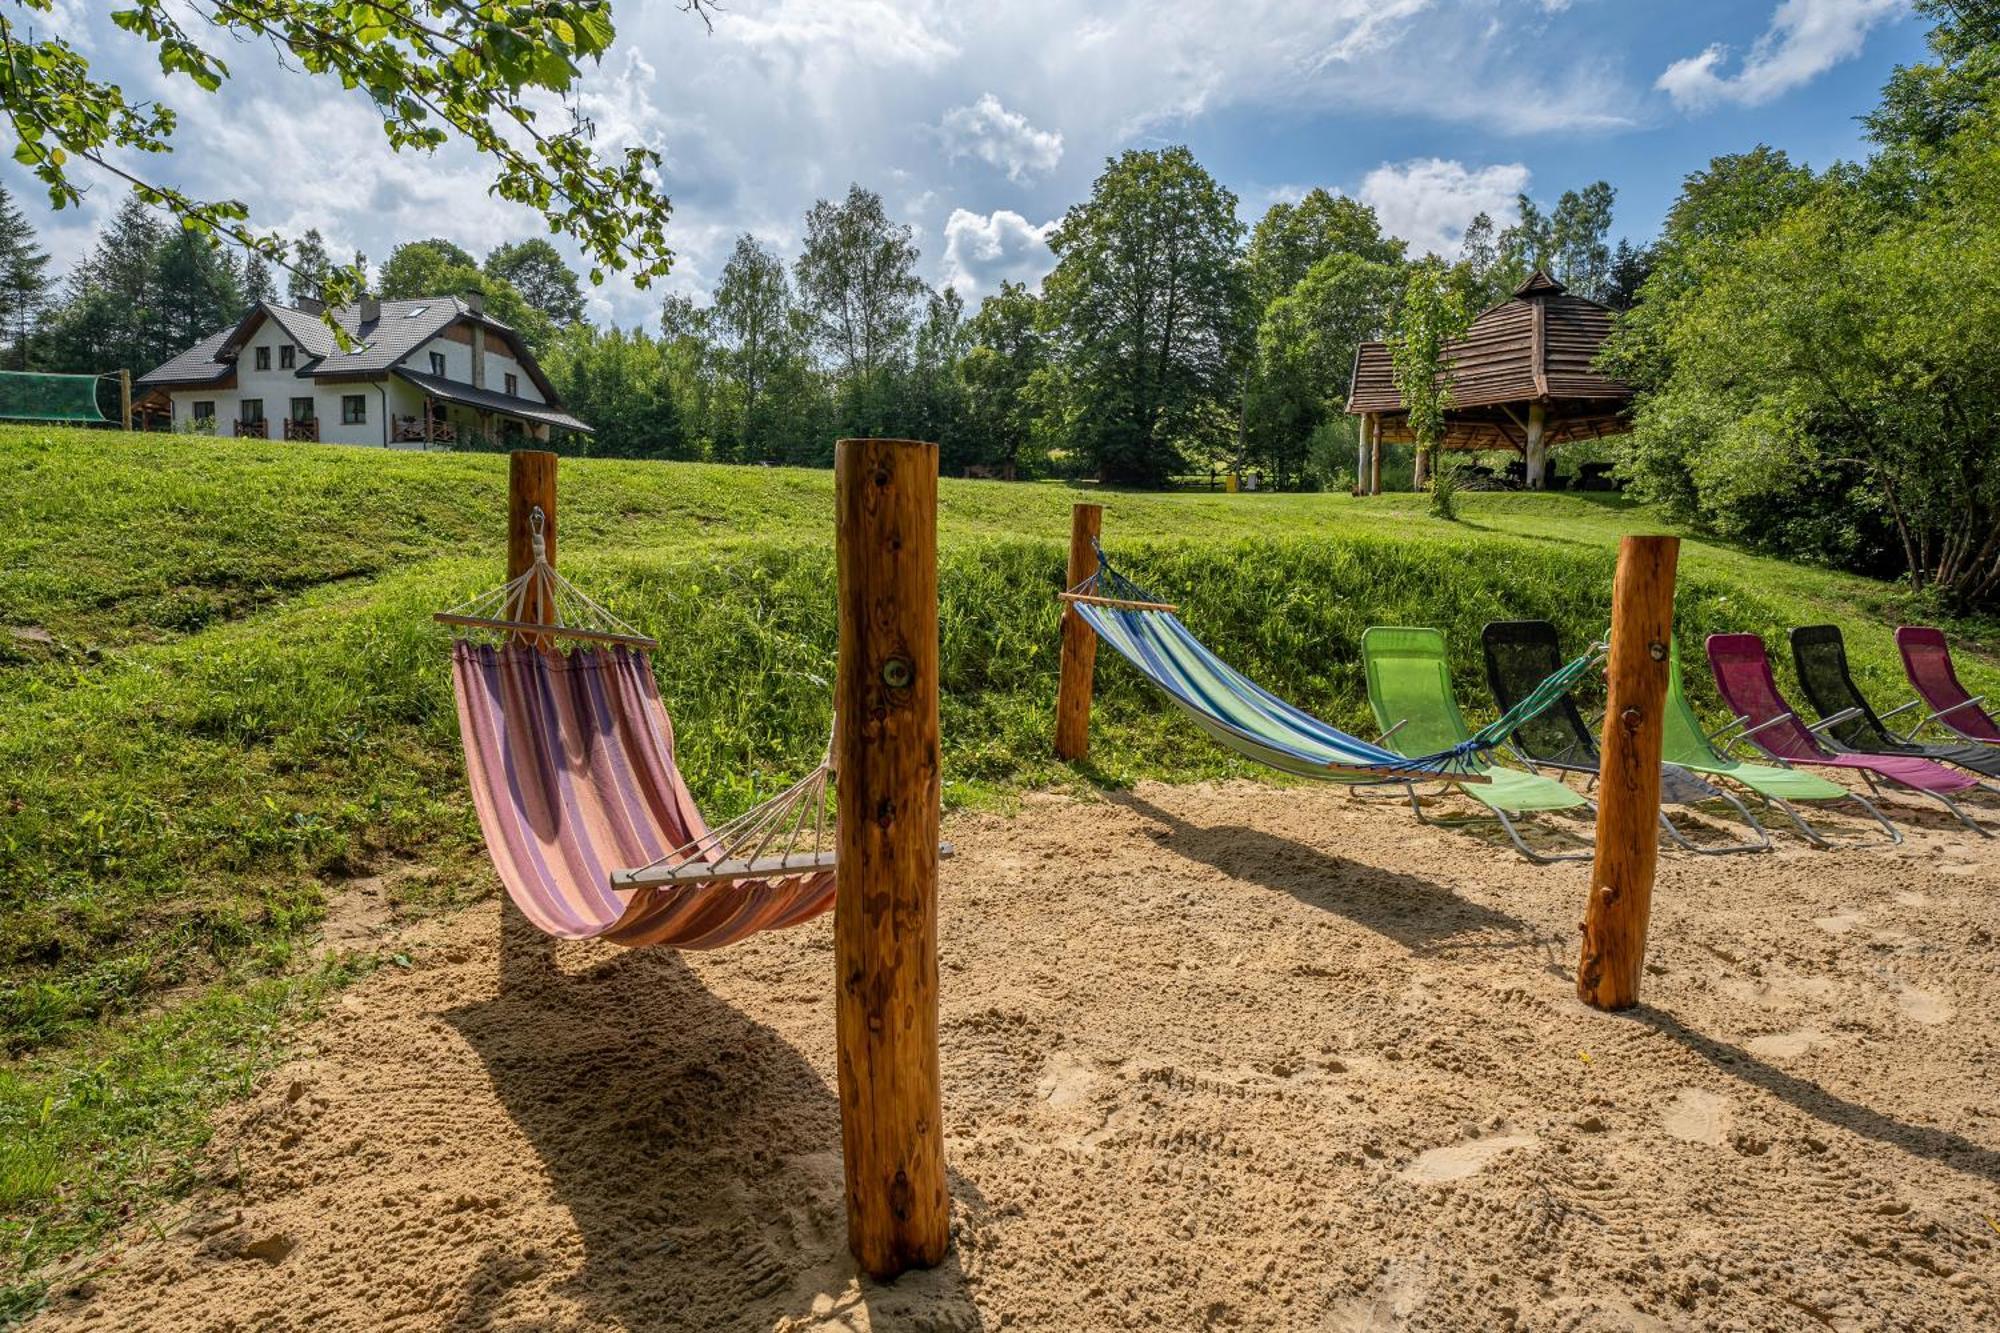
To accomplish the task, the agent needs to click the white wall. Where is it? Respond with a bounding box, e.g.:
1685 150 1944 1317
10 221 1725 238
413 329 546 404
167 382 392 447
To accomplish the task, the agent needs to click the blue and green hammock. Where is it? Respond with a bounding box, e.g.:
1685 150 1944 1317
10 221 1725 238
1064 549 1600 785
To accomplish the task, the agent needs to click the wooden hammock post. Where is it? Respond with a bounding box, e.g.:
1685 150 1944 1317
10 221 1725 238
506 449 558 640
118 369 132 432
499 449 560 992
833 437 949 1279
1578 535 1680 1011
1054 501 1103 761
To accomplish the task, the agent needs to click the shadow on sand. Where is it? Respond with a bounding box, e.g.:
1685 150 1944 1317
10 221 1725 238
1106 789 1549 957
1634 1004 2000 1189
443 898 985 1331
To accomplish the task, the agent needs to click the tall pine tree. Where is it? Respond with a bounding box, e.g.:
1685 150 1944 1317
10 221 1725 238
0 181 51 369
43 197 163 374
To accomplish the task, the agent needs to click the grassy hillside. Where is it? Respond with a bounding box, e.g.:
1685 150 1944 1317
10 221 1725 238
3 425 1995 1317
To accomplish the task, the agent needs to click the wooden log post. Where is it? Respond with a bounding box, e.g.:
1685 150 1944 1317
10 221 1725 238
499 449 559 993
119 369 132 432
1369 415 1383 495
833 437 949 1279
1054 502 1104 761
506 450 559 639
1577 535 1680 1011
1524 402 1549 490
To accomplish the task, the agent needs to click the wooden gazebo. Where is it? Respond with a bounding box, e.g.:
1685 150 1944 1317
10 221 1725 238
1346 271 1631 491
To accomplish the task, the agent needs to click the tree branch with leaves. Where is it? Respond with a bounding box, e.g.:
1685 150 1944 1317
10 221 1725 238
0 0 693 307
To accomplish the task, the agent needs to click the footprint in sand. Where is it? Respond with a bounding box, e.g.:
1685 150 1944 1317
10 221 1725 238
1896 985 1953 1026
1035 1050 1099 1108
1401 1133 1538 1183
1662 1089 1731 1146
1895 891 1931 908
1812 911 1864 936
1746 1030 1821 1059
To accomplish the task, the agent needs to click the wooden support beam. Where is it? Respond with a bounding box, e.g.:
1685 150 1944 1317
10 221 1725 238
506 450 558 641
834 437 949 1280
119 369 132 432
1524 402 1549 489
1054 502 1104 761
1578 535 1680 1011
1369 413 1383 495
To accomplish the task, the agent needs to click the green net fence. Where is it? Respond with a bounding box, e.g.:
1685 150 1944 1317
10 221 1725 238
0 370 110 423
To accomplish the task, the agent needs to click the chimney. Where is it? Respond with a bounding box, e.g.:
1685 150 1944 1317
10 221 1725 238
462 289 485 316
357 294 381 326
295 296 325 317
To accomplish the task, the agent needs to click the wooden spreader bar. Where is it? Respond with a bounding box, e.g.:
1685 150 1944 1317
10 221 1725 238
431 612 660 650
1058 590 1180 614
608 842 956 892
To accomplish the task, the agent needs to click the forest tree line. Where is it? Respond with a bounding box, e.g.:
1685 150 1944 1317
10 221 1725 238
0 158 1633 489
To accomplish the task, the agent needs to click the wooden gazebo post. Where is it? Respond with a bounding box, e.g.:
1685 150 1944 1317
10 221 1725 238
1369 415 1383 495
833 437 949 1279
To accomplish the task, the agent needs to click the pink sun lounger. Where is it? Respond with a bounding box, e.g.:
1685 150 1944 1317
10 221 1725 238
1706 633 1989 836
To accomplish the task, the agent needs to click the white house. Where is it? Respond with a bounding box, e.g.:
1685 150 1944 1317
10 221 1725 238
136 292 589 447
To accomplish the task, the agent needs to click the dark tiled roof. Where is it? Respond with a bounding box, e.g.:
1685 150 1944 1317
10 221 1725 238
393 368 591 434
1346 270 1629 415
300 296 504 375
135 328 235 387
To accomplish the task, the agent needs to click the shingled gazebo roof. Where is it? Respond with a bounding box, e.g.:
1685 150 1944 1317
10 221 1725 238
1346 271 1632 452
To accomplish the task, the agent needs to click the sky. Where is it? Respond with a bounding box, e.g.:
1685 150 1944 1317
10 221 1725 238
6 0 1933 329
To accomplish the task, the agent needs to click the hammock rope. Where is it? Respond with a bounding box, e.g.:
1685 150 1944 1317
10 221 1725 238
435 507 657 649
1072 545 1604 777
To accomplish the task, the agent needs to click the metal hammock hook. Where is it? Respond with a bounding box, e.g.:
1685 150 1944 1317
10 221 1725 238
529 505 548 564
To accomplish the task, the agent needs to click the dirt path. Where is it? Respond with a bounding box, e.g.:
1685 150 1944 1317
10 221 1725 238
33 779 2000 1331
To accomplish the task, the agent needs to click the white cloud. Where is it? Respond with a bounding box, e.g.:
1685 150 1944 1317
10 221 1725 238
1657 0 1906 110
1358 158 1530 258
939 94 1063 181
11 0 1648 330
940 208 1057 299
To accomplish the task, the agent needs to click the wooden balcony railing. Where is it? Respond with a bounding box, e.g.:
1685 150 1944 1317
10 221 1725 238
283 417 319 442
392 413 456 444
233 418 268 438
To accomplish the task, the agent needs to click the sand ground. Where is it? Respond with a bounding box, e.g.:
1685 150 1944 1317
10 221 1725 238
30 777 2000 1332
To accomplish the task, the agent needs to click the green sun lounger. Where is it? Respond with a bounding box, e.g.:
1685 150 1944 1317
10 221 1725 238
1361 626 1593 863
1661 641 1899 847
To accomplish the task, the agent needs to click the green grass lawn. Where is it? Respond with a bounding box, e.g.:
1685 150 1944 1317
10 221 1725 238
2 424 1995 1319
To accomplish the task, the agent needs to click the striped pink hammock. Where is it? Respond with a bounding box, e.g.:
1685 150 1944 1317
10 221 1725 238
450 641 836 949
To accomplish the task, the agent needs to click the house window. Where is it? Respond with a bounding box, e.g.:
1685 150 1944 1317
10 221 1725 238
504 372 519 397
342 394 367 424
240 398 265 423
254 346 271 371
429 351 447 377
290 397 315 423
192 400 215 427
279 344 296 369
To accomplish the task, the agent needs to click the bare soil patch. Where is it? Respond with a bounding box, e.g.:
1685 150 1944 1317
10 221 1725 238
34 779 2000 1331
